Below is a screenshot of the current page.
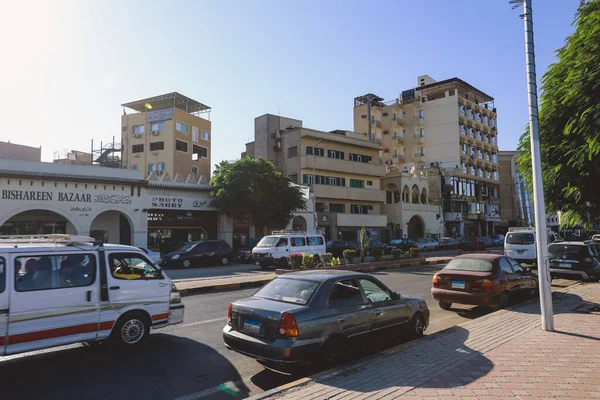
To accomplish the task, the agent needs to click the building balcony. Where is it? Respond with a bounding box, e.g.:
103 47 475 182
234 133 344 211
301 155 385 177
403 203 437 213
392 135 404 143
393 153 404 159
375 122 382 129
414 153 425 162
394 119 404 127
337 213 387 228
314 185 386 203
413 116 424 125
414 135 425 144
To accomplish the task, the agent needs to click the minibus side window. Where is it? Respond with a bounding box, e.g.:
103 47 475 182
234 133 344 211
14 254 96 292
0 257 5 293
108 253 163 280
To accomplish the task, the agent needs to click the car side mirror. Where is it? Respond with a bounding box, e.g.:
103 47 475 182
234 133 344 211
392 292 400 300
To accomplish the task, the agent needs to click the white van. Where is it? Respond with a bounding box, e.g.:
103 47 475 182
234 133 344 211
252 230 326 269
504 227 562 265
0 235 184 356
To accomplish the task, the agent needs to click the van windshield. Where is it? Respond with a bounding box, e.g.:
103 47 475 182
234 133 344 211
506 232 534 245
256 236 279 248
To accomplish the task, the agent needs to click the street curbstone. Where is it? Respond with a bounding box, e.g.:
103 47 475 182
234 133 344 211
177 279 273 297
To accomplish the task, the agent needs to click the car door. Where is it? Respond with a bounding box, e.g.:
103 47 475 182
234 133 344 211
327 279 373 345
190 242 209 266
0 256 7 355
6 252 99 355
357 277 409 337
498 257 519 299
99 251 170 339
508 258 536 297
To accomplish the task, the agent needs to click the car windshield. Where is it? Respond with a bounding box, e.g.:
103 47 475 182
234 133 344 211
254 278 319 305
548 245 588 257
256 236 279 248
506 232 535 245
180 242 198 252
445 258 493 272
417 239 427 243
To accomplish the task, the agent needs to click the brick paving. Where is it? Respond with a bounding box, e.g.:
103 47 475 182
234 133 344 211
267 283 600 400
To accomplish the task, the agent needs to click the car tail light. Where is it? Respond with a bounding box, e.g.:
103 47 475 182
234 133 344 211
432 274 440 287
227 303 232 326
481 279 494 292
279 312 299 337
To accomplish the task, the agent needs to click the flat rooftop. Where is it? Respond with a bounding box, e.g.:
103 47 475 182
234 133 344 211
122 92 211 114
416 77 494 103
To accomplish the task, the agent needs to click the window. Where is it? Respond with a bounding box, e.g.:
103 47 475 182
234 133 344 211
328 280 364 308
15 254 96 291
386 191 393 204
506 232 534 245
133 125 145 136
192 126 199 143
484 134 490 143
0 257 4 293
290 237 306 247
462 162 467 173
479 167 484 177
148 163 157 173
192 145 208 160
132 144 144 153
176 121 189 133
509 259 524 274
468 108 474 119
484 115 489 125
460 125 466 135
329 203 345 213
329 177 344 186
289 174 298 184
150 141 164 151
131 164 138 171
485 151 490 161
394 191 401 203
307 236 324 246
477 148 483 159
445 258 493 272
176 139 189 153
477 131 482 141
314 147 325 157
468 127 475 138
306 146 313 155
287 146 298 158
255 278 318 305
350 179 364 188
350 204 369 214
367 180 373 186
461 142 467 155
460 104 466 116
491 135 498 145
191 166 199 175
418 109 424 119
108 253 163 280
151 122 164 132
476 112 482 123
358 279 391 303
327 150 344 159
499 258 514 274
303 174 314 184
349 153 371 163
201 131 210 141
157 162 165 175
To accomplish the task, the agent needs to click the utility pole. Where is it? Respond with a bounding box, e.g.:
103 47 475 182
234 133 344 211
510 0 554 331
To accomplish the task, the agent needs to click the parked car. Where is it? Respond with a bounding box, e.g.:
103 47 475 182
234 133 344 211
137 247 162 264
415 238 439 252
548 241 600 282
326 240 356 258
438 237 459 251
252 231 326 269
479 236 494 248
431 254 538 311
223 270 430 370
489 234 505 247
1 234 184 356
162 240 233 269
360 239 389 256
236 246 253 263
590 235 600 252
456 238 484 251
388 238 418 251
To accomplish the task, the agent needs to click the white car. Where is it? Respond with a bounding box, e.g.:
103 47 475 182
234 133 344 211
138 247 162 264
415 238 439 252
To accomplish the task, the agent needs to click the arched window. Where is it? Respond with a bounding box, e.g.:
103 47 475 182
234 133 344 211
402 185 410 203
411 185 420 204
421 188 428 204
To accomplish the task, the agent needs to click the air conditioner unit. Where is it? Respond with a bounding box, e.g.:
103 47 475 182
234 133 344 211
383 112 388 116
383 130 389 134
361 115 367 119
384 149 390 153
385 160 393 165
151 130 159 136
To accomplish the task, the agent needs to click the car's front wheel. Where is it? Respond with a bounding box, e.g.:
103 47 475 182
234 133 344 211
182 259 191 269
221 257 229 266
407 314 425 339
439 301 452 310
112 312 149 347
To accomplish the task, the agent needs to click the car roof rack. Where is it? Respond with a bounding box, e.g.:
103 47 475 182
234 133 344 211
0 234 101 246
271 230 322 235
507 227 535 232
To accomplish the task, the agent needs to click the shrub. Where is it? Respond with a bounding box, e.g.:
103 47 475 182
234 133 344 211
382 255 388 261
302 253 314 269
331 257 341 266
371 247 383 261
409 247 420 258
289 254 303 269
319 253 333 267
391 248 402 259
343 249 356 265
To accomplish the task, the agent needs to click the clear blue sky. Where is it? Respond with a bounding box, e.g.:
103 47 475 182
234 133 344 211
1 0 580 173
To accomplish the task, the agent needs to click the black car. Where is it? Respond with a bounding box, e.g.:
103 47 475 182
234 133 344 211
479 236 494 248
388 238 418 251
326 240 355 258
361 240 389 256
162 240 233 269
438 237 459 250
456 238 485 251
548 241 600 282
236 246 253 263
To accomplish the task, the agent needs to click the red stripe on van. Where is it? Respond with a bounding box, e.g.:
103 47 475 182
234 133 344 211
7 321 115 345
151 313 169 322
0 336 5 346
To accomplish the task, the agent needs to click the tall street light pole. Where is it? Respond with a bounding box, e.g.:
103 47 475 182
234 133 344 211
312 139 323 233
510 0 554 331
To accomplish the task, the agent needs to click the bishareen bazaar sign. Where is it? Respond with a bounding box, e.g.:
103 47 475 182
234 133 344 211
1 189 132 205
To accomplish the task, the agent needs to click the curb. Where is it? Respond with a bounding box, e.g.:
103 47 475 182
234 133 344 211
178 278 274 297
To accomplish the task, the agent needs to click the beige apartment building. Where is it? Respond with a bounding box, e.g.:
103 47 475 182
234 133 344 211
121 92 211 180
354 76 501 237
243 114 387 241
0 141 41 162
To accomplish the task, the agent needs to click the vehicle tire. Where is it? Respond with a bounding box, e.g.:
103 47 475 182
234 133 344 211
111 312 149 347
496 293 509 310
279 257 289 269
221 257 229 266
407 313 425 340
438 301 452 310
260 263 270 270
182 259 191 269
318 337 347 368
423 246 428 252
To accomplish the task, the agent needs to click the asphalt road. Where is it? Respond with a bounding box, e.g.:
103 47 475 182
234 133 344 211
0 262 569 400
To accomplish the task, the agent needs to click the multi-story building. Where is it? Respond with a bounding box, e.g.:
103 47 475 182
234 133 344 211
53 150 92 165
121 92 212 180
244 114 387 241
354 76 501 237
498 150 534 231
0 141 41 162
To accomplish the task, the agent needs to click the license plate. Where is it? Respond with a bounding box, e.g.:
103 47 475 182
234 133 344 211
517 250 525 254
451 281 466 289
255 261 260 266
243 319 261 334
559 261 572 268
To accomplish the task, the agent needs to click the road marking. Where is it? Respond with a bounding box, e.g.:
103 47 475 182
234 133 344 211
173 380 245 400
179 317 226 328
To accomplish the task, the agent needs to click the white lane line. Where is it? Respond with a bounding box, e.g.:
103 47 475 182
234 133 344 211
173 380 245 400
179 317 226 328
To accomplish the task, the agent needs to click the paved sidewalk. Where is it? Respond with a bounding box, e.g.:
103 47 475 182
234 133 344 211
264 283 600 400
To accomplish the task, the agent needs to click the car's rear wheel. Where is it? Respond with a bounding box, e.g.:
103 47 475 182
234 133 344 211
260 263 270 270
439 301 452 310
496 293 509 310
279 257 288 268
423 246 428 252
182 259 191 269
319 337 347 368
407 313 425 339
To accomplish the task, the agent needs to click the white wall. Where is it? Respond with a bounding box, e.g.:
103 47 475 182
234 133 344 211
89 211 122 244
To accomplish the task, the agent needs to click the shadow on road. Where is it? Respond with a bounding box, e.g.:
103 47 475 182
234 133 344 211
0 334 250 400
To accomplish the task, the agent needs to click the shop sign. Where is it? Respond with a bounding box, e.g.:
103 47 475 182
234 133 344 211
1 189 131 205
147 107 173 123
151 196 209 210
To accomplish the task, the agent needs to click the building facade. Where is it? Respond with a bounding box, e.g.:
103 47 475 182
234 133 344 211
121 92 212 180
53 150 92 165
498 150 534 232
244 114 387 241
0 141 41 162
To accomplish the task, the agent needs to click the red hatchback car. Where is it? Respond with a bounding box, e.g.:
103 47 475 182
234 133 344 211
431 254 538 310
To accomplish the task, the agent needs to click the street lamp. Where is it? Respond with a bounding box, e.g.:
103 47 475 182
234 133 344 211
312 139 323 233
510 0 554 331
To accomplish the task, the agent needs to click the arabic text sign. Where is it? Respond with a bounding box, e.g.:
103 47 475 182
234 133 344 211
147 108 173 123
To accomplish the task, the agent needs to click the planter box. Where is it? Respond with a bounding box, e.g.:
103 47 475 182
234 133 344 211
276 257 426 275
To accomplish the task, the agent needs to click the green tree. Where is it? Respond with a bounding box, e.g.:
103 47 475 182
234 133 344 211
517 0 600 227
359 226 368 263
210 157 307 235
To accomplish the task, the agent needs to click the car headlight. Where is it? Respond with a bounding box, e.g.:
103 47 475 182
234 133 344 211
170 290 181 304
172 254 180 260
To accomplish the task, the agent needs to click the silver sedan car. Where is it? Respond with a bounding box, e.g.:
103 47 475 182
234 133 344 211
223 270 429 371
